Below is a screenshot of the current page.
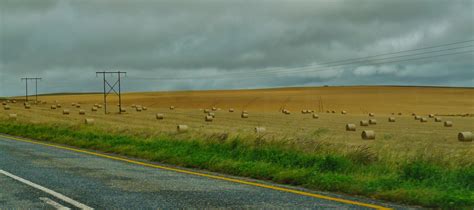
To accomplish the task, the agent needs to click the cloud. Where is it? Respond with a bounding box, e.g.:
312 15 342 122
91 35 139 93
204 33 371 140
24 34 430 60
0 0 473 96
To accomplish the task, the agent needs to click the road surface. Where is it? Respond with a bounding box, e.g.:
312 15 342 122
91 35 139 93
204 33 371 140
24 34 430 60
0 134 401 209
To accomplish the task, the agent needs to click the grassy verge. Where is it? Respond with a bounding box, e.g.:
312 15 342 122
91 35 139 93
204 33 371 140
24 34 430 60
0 121 472 209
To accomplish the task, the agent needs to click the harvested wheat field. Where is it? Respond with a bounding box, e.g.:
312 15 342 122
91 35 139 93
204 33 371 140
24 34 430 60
1 86 473 161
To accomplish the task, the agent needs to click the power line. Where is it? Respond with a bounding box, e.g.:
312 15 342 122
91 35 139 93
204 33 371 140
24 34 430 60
96 71 127 114
128 46 474 81
20 77 42 103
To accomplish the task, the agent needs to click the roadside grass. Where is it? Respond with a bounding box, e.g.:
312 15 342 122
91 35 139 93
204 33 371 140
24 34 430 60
0 121 472 209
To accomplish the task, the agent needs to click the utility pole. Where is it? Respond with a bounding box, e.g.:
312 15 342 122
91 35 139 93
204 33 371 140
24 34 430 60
96 71 127 114
21 77 42 103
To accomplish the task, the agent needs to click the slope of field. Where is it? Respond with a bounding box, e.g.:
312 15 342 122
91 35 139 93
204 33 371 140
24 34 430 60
34 86 474 115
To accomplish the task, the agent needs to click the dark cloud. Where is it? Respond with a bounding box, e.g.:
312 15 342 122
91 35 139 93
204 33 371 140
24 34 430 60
0 0 473 96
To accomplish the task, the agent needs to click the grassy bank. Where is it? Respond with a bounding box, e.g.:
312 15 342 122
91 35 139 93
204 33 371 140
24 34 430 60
0 121 472 209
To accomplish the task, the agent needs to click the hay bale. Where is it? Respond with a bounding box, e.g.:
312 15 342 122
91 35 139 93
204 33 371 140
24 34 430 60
142 107 148 111
57 104 62 108
204 109 210 113
79 110 86 115
229 108 235 112
369 113 375 117
331 110 336 114
12 100 16 103
177 125 188 132
71 103 76 106
434 117 442 122
91 107 98 112
412 113 416 116
361 130 375 140
63 109 70 115
51 105 57 110
346 124 356 131
420 117 428 122
398 112 402 115
388 117 396 122
212 107 217 111
255 127 266 133
301 110 307 114
341 110 347 115
8 114 17 120
84 118 95 125
312 114 319 119
208 112 215 117
1 102 6 105
120 108 127 113
136 107 142 112
156 113 164 120
241 113 249 118
444 121 453 127
205 115 213 122
360 120 369 126
42 101 47 104
326 110 330 113
24 104 31 109
131 104 136 108
369 119 377 125
4 105 10 110
76 104 81 108
414 115 421 120
97 105 102 108
458 132 473 142
170 106 175 110
242 110 248 114
429 114 435 118
285 110 291 115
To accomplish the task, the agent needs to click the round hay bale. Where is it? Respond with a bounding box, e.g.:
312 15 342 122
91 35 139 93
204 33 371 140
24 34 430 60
204 109 210 113
57 104 62 108
24 104 31 109
242 110 248 114
4 105 11 110
444 121 453 127
131 104 136 108
414 115 421 120
212 107 217 111
63 109 70 115
346 124 356 131
97 105 102 108
205 115 213 122
420 117 428 123
177 125 188 132
120 108 127 113
301 110 307 114
391 113 395 115
434 117 442 122
136 107 142 112
156 113 164 120
388 117 396 122
76 105 81 108
312 114 319 119
241 113 249 118
208 112 215 117
255 127 266 133
8 114 17 120
458 132 473 142
169 106 175 110
360 120 369 126
412 113 416 116
326 110 330 113
361 130 375 140
229 108 235 112
71 103 76 106
79 110 86 115
429 114 435 118
369 113 375 117
369 119 377 125
84 118 95 125
51 105 57 110
142 107 148 111
331 110 336 114
1 102 6 105
341 110 347 115
285 110 291 115
91 107 98 112
12 100 16 103
398 112 402 115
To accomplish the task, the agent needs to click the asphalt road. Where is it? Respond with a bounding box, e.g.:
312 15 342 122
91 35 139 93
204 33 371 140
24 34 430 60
0 135 402 209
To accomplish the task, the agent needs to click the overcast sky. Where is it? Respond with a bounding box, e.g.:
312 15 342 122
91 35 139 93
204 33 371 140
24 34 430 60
0 0 473 96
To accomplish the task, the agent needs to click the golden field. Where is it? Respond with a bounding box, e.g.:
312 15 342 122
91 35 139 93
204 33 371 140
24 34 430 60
1 86 473 165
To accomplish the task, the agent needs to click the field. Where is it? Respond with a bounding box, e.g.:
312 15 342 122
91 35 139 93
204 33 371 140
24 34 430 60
1 86 473 208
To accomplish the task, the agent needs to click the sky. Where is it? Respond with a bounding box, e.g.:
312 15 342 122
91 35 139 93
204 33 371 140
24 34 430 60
0 0 473 96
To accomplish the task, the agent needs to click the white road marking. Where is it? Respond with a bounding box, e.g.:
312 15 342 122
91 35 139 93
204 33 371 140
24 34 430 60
0 169 93 210
40 197 71 210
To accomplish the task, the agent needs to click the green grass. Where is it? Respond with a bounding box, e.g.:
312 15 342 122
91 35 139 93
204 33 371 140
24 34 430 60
0 121 472 209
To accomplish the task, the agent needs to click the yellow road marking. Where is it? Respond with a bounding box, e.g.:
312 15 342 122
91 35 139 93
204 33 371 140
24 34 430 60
0 134 391 209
